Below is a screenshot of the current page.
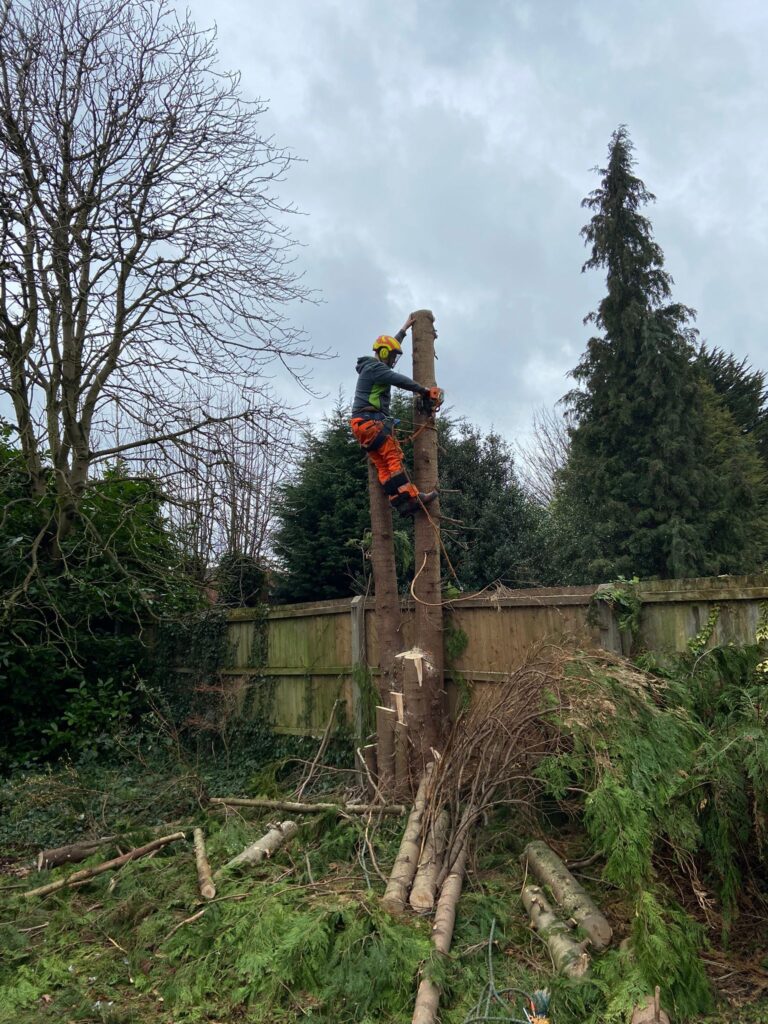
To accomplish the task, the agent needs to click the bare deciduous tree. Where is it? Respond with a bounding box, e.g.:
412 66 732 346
515 404 571 506
136 390 298 571
0 0 320 549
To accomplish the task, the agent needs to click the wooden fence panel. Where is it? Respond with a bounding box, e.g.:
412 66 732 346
216 575 768 737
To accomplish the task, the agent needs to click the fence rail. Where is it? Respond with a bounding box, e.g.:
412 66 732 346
213 574 768 736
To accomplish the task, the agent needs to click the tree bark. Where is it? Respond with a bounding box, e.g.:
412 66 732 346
411 839 468 1024
409 809 449 912
521 884 591 979
210 797 405 815
37 837 116 871
382 767 432 915
521 840 613 950
214 821 298 878
376 705 397 796
193 828 216 900
24 832 186 899
410 308 445 761
368 460 402 698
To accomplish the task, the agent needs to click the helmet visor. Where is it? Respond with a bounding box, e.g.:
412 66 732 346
388 350 401 367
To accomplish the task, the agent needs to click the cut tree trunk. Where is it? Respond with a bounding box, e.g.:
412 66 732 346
367 460 401 699
521 884 591 979
409 809 449 912
193 828 216 900
376 705 397 796
410 308 446 764
24 832 186 899
214 821 298 878
521 840 613 950
411 839 469 1024
382 767 432 915
210 797 405 815
394 719 410 800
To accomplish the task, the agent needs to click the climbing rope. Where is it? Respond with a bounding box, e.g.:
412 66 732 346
461 920 551 1024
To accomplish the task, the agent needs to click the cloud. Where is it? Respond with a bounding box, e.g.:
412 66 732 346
181 0 768 444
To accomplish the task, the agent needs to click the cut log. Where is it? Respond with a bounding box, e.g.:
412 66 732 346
376 705 397 796
193 828 216 900
411 840 468 1024
521 840 613 950
210 797 405 815
382 767 432 915
521 884 590 979
631 987 671 1024
409 809 449 912
214 821 298 879
36 837 116 871
24 832 186 899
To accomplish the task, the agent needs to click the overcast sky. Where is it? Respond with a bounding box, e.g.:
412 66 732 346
179 0 768 445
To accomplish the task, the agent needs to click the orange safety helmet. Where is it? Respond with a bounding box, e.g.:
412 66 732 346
372 335 403 366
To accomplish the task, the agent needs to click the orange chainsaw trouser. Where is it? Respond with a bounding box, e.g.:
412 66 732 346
349 416 419 508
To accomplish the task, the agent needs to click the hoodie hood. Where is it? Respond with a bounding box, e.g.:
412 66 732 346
356 355 378 375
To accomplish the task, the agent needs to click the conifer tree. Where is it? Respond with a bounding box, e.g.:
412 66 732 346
558 126 767 581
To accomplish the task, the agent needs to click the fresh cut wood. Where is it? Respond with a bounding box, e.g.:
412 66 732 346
521 840 613 950
381 767 432 915
631 986 671 1024
409 809 449 912
24 832 186 899
193 828 216 900
214 821 298 879
411 840 468 1024
521 883 590 979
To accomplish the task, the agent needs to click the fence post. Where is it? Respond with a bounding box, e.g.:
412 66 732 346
594 585 623 654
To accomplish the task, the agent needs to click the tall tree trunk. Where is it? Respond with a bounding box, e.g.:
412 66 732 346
368 461 401 699
409 308 446 761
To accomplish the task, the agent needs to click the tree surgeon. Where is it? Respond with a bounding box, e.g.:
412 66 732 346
350 315 444 515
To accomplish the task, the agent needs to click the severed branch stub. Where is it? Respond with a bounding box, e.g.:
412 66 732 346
214 821 298 879
521 840 613 950
521 883 591 979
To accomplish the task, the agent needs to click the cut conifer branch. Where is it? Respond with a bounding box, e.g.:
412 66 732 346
193 828 216 900
382 767 432 915
214 821 298 879
521 883 590 979
24 833 186 899
210 796 405 815
521 840 613 950
409 809 449 912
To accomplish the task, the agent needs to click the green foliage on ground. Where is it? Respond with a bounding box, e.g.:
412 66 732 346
5 633 768 1024
536 642 768 1017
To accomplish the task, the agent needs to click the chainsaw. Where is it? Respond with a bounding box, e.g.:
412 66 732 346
417 386 444 416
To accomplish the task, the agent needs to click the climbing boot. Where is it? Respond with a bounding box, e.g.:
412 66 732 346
400 490 438 516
